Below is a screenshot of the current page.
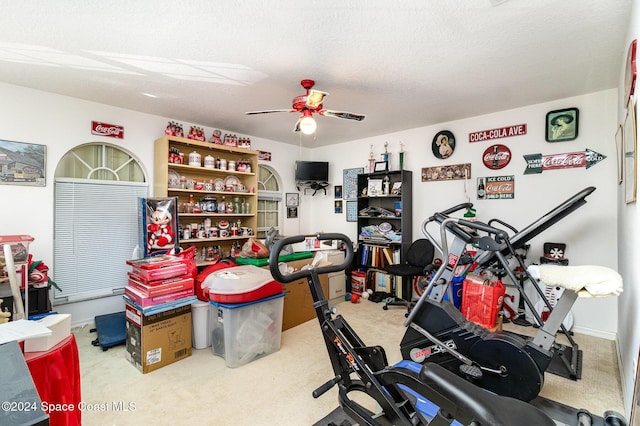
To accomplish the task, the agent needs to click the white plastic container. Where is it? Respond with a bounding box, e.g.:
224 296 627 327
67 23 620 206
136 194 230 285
191 301 212 349
210 293 284 368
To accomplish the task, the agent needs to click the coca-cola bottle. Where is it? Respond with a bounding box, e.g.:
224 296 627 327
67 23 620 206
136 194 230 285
478 179 486 199
492 145 500 169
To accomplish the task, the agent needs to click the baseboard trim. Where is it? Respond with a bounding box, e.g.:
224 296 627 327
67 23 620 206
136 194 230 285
572 325 616 340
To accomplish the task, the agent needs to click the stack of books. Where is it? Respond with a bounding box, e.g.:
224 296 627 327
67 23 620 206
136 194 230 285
124 255 195 313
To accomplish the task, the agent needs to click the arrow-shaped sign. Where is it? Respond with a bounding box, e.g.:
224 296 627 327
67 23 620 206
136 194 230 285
524 149 606 174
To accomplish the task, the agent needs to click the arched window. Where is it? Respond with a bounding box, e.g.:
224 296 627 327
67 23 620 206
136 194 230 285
257 164 282 239
53 143 148 302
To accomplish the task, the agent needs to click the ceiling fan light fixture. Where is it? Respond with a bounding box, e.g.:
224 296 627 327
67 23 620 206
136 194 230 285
299 114 317 135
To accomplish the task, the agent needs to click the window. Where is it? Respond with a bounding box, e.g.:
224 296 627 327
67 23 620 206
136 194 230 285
53 143 147 303
257 165 282 239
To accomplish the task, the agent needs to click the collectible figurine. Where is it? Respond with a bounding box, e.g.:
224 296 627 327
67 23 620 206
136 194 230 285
147 206 174 251
369 145 376 173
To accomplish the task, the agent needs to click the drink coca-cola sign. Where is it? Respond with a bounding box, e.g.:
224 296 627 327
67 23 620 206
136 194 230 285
91 121 124 139
523 148 605 174
482 144 511 170
477 175 515 200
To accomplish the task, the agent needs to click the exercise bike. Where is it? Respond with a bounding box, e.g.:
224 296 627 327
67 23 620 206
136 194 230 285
401 188 602 403
268 233 556 426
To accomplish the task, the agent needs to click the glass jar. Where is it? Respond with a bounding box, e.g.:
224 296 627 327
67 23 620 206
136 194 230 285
188 151 201 167
233 197 243 214
201 197 217 212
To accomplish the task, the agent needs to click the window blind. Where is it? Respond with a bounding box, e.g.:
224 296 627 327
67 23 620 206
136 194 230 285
53 179 148 303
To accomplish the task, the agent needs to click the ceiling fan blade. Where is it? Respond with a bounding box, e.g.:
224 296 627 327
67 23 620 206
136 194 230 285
293 117 301 132
318 109 366 121
305 90 328 109
245 109 295 115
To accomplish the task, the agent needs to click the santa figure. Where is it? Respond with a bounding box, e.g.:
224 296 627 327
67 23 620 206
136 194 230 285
147 206 174 251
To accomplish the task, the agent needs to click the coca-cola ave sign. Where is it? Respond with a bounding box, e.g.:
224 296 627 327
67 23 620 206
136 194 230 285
482 144 511 169
91 121 124 139
523 148 605 174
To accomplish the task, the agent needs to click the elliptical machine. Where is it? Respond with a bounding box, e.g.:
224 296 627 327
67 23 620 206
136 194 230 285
400 187 603 402
268 233 556 426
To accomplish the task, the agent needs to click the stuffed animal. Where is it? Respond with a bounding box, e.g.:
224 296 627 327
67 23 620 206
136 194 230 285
147 206 174 251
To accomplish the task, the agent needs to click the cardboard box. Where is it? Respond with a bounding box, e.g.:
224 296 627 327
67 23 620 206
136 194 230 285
24 314 71 352
125 302 192 374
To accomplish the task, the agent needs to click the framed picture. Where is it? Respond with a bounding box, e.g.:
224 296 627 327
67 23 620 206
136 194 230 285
343 167 363 199
334 200 343 214
432 130 456 159
626 39 637 108
334 185 342 199
367 178 383 196
631 347 640 426
287 207 298 218
616 124 624 185
374 161 388 172
0 139 46 187
285 192 299 207
625 95 637 204
346 201 358 222
546 108 579 142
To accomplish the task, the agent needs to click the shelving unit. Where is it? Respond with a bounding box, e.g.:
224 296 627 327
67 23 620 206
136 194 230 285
154 135 259 267
356 170 412 297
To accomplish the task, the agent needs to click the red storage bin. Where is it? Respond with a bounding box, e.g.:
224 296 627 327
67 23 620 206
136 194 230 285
460 275 505 329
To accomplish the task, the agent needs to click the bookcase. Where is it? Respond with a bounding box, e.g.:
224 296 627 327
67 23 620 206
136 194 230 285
355 170 412 298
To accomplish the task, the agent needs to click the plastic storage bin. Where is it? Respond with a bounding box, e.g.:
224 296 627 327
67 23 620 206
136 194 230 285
210 293 284 367
0 235 33 263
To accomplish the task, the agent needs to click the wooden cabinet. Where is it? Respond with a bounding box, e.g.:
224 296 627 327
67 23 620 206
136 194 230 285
154 135 259 266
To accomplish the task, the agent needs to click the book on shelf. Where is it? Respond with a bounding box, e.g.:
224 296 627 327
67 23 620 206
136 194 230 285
358 244 399 269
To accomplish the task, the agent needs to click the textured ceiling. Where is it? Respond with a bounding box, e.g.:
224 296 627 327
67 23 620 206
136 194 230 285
0 0 632 147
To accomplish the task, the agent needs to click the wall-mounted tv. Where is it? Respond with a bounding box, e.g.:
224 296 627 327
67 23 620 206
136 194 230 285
295 161 329 182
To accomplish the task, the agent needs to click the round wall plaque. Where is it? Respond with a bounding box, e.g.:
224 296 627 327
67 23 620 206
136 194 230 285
482 144 511 170
432 130 455 159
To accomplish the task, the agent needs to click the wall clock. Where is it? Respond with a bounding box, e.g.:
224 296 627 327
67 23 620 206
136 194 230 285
286 192 299 207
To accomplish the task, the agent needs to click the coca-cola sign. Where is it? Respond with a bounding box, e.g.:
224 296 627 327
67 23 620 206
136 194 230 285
482 144 511 170
477 175 515 200
523 148 605 174
91 121 124 139
469 123 527 143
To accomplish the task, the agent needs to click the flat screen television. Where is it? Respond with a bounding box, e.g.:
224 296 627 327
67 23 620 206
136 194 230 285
295 161 329 182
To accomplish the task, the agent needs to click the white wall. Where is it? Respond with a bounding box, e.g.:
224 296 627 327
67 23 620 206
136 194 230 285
0 81 308 325
616 1 640 419
309 89 620 338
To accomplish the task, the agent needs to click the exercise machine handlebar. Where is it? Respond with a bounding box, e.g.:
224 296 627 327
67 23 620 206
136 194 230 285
268 233 354 284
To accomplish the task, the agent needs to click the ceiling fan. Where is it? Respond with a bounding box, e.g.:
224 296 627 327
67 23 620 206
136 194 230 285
245 79 366 135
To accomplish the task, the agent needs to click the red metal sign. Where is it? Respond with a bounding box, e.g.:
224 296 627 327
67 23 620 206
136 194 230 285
91 121 124 139
523 149 605 174
482 144 511 170
469 124 527 143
